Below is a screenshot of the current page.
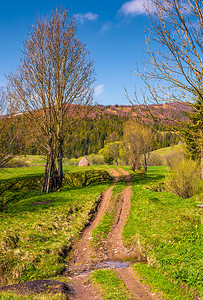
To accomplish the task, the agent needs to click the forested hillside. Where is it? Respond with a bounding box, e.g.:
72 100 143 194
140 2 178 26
5 105 180 159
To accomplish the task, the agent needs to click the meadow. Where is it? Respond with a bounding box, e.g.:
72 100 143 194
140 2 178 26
123 167 203 299
0 163 112 286
0 155 202 299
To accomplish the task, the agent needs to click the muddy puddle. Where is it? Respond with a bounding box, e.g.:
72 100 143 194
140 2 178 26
95 260 130 269
68 260 131 277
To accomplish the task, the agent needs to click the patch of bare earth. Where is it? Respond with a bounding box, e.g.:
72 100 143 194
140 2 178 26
109 168 123 182
0 280 70 298
104 186 133 260
66 168 162 300
67 186 113 272
117 267 162 300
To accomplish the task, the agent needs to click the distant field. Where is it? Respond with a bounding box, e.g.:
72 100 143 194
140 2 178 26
151 143 183 156
149 144 184 166
0 163 115 181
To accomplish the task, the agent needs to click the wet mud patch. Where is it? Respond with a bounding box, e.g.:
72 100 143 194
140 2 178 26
67 259 131 277
0 279 71 298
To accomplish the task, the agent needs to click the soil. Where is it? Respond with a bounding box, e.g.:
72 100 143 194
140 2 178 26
66 186 114 272
104 186 133 260
0 280 70 297
0 168 162 300
65 168 162 300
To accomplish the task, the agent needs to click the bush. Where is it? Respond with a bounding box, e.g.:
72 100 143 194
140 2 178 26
165 158 203 198
6 158 29 168
64 170 112 187
148 153 163 166
65 158 78 165
88 154 104 165
165 150 184 168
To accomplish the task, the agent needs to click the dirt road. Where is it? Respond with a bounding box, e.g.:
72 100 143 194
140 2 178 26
66 168 162 300
0 168 161 300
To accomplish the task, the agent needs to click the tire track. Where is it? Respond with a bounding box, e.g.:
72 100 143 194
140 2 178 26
66 168 162 300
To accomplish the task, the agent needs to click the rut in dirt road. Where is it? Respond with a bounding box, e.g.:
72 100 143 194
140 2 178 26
66 186 114 274
104 186 133 260
66 168 162 300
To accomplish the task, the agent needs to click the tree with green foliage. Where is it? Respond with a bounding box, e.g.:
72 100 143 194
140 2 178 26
123 121 154 172
181 95 203 162
99 141 123 165
8 8 95 192
63 114 128 158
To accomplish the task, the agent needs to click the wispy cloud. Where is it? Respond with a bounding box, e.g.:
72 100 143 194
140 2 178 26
101 22 112 32
74 12 99 24
118 0 155 16
94 84 105 97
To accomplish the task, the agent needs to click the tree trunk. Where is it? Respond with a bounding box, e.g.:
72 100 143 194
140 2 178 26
143 152 150 173
41 138 58 193
41 152 57 193
46 154 55 193
57 139 63 189
41 155 49 193
201 143 203 180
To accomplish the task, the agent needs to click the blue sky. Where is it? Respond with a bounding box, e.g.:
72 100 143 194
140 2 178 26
0 0 153 105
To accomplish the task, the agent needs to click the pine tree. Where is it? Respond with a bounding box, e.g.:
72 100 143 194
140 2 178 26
181 95 203 175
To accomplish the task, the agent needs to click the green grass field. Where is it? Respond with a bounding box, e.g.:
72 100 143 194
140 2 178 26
123 166 203 299
0 164 113 286
0 157 202 299
92 269 133 300
0 291 67 300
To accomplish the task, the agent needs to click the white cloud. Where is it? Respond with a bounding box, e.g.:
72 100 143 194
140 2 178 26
94 84 105 97
74 12 99 24
101 22 112 32
119 0 155 16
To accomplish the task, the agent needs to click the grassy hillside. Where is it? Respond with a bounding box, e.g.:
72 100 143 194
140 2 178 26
123 166 203 299
0 165 112 285
148 144 184 166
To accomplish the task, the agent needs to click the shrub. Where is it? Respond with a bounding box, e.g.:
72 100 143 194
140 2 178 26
148 153 163 166
165 158 203 198
165 150 184 168
65 158 78 165
88 154 104 165
64 170 112 187
6 158 29 168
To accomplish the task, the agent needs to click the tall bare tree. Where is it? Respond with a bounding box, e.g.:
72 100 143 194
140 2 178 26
0 86 21 168
132 0 203 177
0 87 11 167
8 8 95 192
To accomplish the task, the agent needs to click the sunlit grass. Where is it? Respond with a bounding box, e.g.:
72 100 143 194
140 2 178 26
92 269 133 300
122 166 203 299
0 166 113 285
0 291 67 300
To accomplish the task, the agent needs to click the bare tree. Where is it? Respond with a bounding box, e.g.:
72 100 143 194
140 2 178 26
0 87 18 168
123 121 154 172
8 8 95 192
0 87 11 167
131 0 203 177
